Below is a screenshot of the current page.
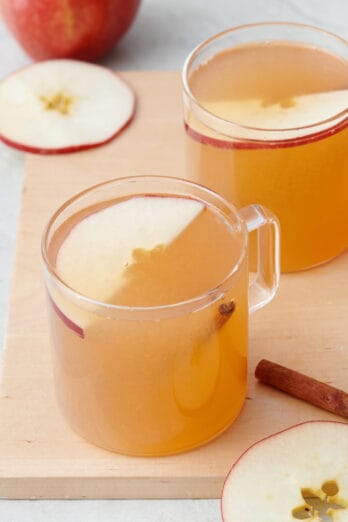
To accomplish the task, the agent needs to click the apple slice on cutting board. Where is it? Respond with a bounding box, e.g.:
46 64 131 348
0 59 135 154
51 196 204 333
221 421 348 522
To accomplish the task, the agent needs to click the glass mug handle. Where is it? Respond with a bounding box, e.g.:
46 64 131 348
239 205 280 313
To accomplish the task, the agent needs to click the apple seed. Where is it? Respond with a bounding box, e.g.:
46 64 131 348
40 92 73 115
292 480 347 521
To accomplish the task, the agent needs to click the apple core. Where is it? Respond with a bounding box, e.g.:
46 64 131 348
40 92 74 115
292 481 347 521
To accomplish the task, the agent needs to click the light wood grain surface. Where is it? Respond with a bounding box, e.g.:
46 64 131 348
0 71 347 500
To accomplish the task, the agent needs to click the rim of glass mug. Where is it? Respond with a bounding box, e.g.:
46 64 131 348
182 22 348 145
42 175 254 321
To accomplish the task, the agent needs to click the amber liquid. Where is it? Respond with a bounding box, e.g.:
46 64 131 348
47 196 248 456
186 43 348 272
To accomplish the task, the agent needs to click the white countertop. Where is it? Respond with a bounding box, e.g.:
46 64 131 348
0 1 347 520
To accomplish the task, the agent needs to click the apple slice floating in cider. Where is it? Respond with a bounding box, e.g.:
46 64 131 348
221 421 348 522
56 196 204 304
186 89 348 147
204 90 348 129
50 195 204 336
0 60 135 154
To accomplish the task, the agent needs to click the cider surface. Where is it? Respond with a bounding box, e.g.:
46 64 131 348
189 42 348 106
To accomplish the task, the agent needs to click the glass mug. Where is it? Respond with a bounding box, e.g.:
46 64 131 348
42 176 280 456
183 22 348 272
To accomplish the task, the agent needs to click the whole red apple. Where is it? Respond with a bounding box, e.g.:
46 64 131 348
0 0 141 62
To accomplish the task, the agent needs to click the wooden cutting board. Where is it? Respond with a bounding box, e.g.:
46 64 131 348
0 71 347 500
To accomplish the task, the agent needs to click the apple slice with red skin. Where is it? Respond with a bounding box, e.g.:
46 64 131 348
0 0 141 62
185 118 348 150
221 421 348 522
50 195 204 336
47 291 84 338
186 89 348 150
56 195 204 303
0 59 135 154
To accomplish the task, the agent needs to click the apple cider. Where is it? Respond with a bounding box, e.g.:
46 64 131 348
184 38 348 272
44 191 249 456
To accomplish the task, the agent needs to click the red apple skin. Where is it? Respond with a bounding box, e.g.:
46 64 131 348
0 113 134 155
48 292 85 338
0 0 141 62
185 119 348 150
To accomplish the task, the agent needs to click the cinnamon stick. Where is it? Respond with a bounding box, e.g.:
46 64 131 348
255 359 348 419
215 300 235 330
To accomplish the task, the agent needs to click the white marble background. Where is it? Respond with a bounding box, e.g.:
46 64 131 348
0 0 347 520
